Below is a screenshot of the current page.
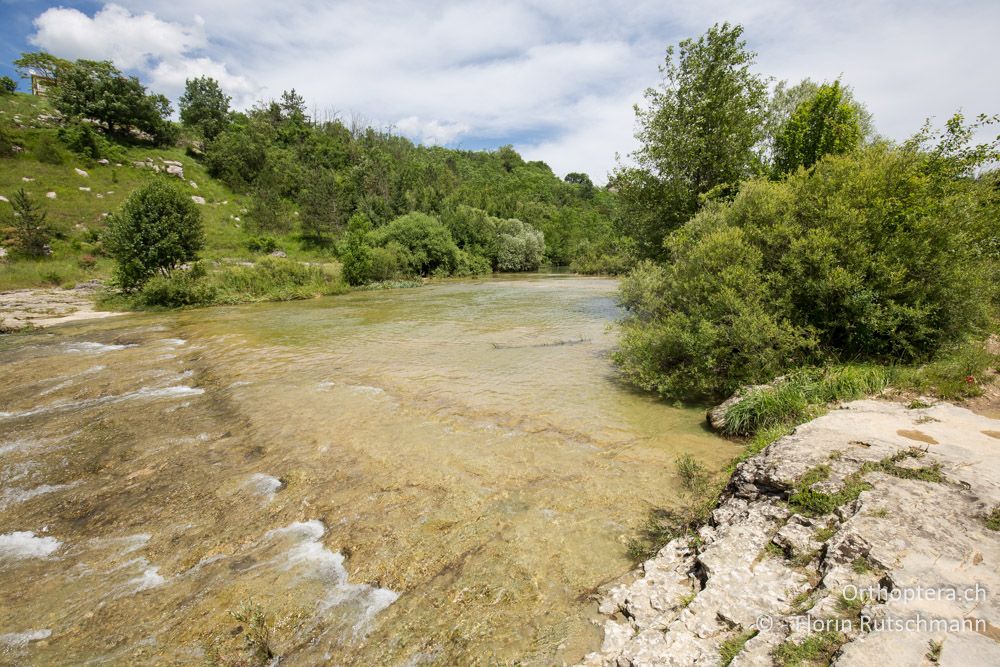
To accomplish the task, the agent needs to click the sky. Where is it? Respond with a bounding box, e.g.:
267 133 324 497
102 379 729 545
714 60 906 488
1 0 997 183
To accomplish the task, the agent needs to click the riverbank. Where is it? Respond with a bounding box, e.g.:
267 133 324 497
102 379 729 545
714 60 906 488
0 281 122 332
583 396 1000 666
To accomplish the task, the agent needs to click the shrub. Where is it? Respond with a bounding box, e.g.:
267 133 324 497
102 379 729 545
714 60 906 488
245 236 279 254
213 257 342 302
136 263 216 307
615 129 998 401
104 180 204 291
35 135 66 164
6 189 52 257
58 122 122 161
0 76 16 94
494 218 544 271
374 212 458 276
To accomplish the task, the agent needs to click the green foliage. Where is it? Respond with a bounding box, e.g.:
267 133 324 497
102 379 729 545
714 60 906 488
179 76 231 141
245 236 279 254
615 121 999 401
985 506 1000 531
0 76 16 94
52 58 175 144
57 121 122 161
228 598 274 666
889 336 998 401
615 22 769 259
104 180 204 291
722 365 890 436
564 172 594 198
375 212 459 275
625 455 721 562
773 630 844 666
494 217 544 271
787 465 871 516
34 134 67 164
13 51 71 81
135 262 217 307
298 169 348 241
720 629 758 666
5 188 52 257
773 81 863 175
129 258 344 308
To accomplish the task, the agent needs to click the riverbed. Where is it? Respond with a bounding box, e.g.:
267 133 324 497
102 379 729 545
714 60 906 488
0 274 732 665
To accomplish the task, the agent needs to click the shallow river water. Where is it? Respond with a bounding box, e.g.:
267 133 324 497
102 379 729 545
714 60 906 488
0 274 733 665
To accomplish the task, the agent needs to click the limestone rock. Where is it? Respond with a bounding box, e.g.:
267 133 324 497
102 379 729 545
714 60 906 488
584 400 1000 667
74 168 88 177
46 192 56 199
166 164 184 179
191 196 206 205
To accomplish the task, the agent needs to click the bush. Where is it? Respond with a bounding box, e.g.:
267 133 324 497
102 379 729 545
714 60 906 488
245 236 279 254
494 218 544 271
136 263 217 307
374 212 458 276
0 76 16 94
213 257 342 302
615 133 998 401
34 135 66 165
6 189 52 257
104 180 204 291
58 122 122 161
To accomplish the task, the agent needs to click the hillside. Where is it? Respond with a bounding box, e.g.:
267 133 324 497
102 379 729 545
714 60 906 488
0 91 617 294
0 93 254 290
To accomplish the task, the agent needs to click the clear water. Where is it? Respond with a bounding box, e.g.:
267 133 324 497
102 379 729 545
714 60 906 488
0 275 734 665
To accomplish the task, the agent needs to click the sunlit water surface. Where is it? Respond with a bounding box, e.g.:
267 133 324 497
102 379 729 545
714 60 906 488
0 275 733 665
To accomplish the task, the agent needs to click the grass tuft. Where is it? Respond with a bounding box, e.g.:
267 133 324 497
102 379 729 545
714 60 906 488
719 628 758 666
773 630 845 667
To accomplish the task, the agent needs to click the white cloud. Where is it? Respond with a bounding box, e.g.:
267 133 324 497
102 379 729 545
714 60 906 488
30 4 205 69
28 3 259 104
24 1 1000 182
395 117 470 145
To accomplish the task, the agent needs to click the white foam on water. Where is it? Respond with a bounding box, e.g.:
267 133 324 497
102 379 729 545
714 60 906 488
0 385 204 420
38 365 106 397
128 567 166 593
0 531 61 559
0 438 43 456
265 520 398 634
159 338 187 346
63 341 136 354
0 629 51 646
245 473 283 502
348 384 385 396
0 481 80 510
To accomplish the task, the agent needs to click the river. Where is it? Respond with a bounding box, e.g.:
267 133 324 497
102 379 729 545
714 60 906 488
0 274 732 665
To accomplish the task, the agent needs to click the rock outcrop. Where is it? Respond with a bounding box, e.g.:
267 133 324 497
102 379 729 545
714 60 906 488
584 400 1000 666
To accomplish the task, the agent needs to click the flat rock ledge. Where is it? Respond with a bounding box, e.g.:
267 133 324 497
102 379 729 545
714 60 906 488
583 399 1000 666
0 282 122 332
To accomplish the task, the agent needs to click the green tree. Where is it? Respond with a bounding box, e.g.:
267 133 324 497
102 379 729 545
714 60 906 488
298 170 349 242
179 76 231 140
52 59 175 143
772 80 863 175
104 181 204 291
0 76 16 94
13 51 71 81
6 189 52 257
564 172 595 198
616 23 769 259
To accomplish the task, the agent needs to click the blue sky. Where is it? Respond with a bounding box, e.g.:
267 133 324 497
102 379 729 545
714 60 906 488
2 1 998 182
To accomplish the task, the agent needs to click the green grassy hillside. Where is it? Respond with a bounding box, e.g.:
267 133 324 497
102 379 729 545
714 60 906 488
0 93 340 291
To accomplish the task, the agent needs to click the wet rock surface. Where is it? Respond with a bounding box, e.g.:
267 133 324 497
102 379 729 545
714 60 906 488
584 399 1000 666
0 282 121 332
